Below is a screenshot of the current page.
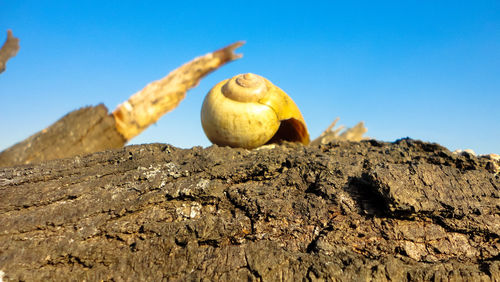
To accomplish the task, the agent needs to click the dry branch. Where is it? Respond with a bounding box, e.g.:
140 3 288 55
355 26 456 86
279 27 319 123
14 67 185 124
0 30 20 74
112 41 245 140
0 42 244 167
310 118 368 146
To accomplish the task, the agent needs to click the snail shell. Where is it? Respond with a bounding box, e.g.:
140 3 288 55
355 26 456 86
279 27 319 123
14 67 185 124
201 73 309 149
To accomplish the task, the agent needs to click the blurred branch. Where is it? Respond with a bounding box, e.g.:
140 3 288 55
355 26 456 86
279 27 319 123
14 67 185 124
112 41 245 140
311 118 368 146
0 30 20 74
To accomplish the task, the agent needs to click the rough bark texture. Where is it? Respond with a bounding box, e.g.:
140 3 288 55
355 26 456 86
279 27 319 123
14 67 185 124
0 139 498 281
0 105 125 167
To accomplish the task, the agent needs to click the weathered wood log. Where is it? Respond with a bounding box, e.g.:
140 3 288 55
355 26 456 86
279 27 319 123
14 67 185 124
0 42 243 167
0 139 498 280
0 105 124 168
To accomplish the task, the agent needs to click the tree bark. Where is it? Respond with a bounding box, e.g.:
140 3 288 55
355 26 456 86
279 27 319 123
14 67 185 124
0 139 498 280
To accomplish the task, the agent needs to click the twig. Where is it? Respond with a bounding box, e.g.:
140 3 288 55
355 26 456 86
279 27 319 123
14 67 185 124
310 118 367 146
0 30 20 74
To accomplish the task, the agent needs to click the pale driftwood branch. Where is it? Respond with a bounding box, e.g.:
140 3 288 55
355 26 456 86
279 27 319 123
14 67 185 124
112 41 245 141
0 30 20 74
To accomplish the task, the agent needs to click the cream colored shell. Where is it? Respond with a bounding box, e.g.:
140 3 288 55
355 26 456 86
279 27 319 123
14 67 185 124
201 73 309 149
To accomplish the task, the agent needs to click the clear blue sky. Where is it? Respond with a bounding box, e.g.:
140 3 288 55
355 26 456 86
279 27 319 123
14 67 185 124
1 1 499 154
